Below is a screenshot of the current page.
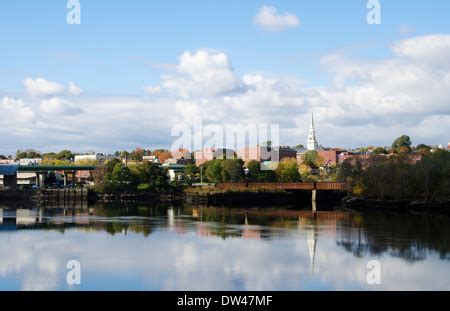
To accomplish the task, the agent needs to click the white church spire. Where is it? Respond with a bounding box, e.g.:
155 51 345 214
307 107 319 151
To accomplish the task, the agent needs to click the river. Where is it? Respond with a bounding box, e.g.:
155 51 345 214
0 203 449 291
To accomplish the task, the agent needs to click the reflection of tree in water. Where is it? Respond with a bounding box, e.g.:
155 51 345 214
336 213 450 262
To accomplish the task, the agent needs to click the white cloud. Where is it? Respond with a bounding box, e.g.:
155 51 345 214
23 77 64 97
1 34 450 153
39 97 84 115
1 96 36 123
161 50 246 98
253 5 300 32
67 81 83 95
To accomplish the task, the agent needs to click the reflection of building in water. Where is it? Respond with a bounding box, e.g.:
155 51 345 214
297 211 355 273
242 213 261 240
196 222 213 237
167 207 187 234
307 225 318 273
16 209 38 225
168 208 175 228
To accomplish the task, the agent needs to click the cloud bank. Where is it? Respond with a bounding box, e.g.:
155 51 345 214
1 34 450 154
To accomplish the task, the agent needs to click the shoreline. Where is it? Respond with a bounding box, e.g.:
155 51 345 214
0 189 449 216
342 196 450 216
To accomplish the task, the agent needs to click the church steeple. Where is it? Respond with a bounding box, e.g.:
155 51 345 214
307 107 319 151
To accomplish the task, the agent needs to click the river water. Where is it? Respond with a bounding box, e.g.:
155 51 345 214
0 203 449 291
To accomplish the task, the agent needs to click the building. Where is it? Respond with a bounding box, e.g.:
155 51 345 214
236 146 267 163
276 147 298 161
0 159 14 165
194 148 235 166
19 158 41 166
307 108 319 151
165 149 194 165
74 153 113 163
161 164 186 181
142 155 160 164
236 145 297 165
0 165 19 190
318 150 339 167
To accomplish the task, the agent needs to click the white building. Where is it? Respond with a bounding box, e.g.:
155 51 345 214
19 158 41 166
143 155 160 163
307 108 319 151
74 153 113 163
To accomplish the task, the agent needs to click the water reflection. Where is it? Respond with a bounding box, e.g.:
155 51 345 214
0 204 449 290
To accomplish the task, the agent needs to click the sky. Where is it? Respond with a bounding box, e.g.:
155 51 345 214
1 0 450 155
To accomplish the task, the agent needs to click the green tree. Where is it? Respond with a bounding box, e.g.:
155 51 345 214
302 151 321 169
56 150 75 161
204 160 223 183
15 149 41 159
138 162 169 191
183 164 199 185
110 163 138 191
221 159 245 182
336 160 354 183
372 147 387 155
247 160 276 182
276 158 301 182
392 135 412 150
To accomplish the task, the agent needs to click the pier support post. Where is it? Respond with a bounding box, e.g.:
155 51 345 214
38 173 46 189
311 190 317 214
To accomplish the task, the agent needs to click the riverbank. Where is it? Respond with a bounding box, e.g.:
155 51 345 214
1 189 450 215
0 189 185 205
185 188 346 208
343 197 450 216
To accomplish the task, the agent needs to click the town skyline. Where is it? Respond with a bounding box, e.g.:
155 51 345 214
1 1 450 154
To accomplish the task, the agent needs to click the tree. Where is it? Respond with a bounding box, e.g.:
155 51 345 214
15 149 41 159
336 160 354 183
56 150 74 161
138 162 169 191
0 155 6 160
276 158 301 182
183 164 199 185
221 159 244 182
110 163 138 191
154 150 172 164
92 158 122 192
372 147 387 155
416 144 431 156
392 135 412 150
247 160 276 182
130 148 145 161
302 151 322 169
204 160 223 183
398 145 412 154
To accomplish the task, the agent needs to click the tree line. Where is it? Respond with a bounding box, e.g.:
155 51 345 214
337 149 450 200
92 159 174 193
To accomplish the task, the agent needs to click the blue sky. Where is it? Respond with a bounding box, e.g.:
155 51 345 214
1 0 449 94
1 1 450 154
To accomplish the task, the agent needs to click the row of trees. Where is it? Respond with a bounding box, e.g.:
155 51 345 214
357 135 437 155
337 149 450 200
191 157 321 184
92 159 172 193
